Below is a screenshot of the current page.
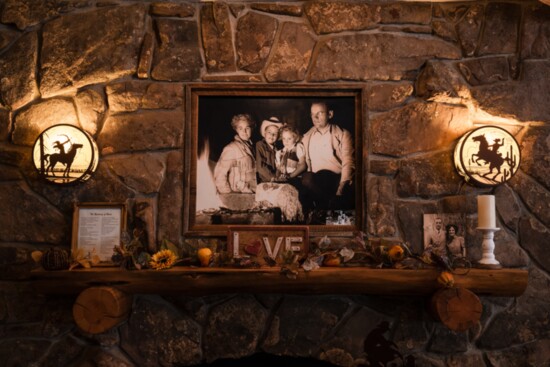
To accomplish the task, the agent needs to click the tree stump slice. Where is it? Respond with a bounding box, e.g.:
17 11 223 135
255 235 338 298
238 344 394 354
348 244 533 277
430 287 482 332
73 286 133 334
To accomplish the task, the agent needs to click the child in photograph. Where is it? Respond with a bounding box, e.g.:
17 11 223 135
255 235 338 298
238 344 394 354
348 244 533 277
256 117 283 183
276 126 307 184
214 114 257 194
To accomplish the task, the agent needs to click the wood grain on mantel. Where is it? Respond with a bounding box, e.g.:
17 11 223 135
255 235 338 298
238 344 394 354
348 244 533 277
30 267 528 297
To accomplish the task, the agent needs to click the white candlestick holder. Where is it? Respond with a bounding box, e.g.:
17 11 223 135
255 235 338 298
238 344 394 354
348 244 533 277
477 227 501 267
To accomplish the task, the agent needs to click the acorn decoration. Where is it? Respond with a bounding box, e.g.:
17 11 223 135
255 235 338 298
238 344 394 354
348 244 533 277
41 247 70 270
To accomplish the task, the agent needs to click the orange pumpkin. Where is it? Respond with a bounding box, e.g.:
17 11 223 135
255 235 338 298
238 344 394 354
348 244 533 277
437 271 455 288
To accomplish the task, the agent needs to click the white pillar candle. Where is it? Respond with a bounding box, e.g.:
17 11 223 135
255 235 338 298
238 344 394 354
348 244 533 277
478 195 496 228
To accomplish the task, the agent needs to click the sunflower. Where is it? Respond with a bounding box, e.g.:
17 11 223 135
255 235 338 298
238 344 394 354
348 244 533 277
149 249 178 270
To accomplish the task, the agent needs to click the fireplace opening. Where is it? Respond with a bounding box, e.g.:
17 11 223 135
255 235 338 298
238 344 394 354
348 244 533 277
190 352 338 367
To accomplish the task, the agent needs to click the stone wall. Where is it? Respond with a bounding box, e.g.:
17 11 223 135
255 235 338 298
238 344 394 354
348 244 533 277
0 1 549 366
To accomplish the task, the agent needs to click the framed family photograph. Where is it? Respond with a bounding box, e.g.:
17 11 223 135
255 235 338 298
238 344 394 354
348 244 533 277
183 84 365 236
72 202 127 263
423 213 466 258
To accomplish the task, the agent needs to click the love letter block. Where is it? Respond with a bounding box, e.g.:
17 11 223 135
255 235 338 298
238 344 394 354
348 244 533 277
227 226 309 266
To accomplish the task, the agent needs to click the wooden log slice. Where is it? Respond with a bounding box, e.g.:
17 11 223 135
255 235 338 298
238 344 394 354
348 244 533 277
430 287 482 332
73 286 133 334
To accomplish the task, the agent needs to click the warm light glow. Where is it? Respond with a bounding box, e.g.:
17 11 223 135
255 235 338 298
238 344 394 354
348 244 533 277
454 126 520 186
195 140 222 211
32 124 99 184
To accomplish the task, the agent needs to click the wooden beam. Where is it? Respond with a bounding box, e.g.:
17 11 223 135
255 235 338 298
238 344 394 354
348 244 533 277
29 267 528 297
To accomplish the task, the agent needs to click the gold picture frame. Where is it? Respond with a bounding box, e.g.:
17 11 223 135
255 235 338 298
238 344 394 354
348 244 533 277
71 202 127 264
183 84 365 236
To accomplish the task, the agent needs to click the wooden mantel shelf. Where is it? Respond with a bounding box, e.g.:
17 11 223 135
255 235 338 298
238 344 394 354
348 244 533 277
30 267 528 297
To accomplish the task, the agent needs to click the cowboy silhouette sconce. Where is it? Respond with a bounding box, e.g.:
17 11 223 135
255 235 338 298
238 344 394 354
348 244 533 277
32 124 99 185
454 126 520 186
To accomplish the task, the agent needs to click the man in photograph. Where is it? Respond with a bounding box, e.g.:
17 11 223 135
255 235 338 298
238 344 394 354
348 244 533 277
301 101 355 213
425 216 446 255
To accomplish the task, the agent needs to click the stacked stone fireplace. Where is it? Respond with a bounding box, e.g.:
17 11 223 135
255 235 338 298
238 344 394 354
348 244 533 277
1 1 549 366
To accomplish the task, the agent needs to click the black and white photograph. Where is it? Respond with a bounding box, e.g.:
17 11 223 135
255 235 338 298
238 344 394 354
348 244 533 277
184 85 364 234
423 213 467 259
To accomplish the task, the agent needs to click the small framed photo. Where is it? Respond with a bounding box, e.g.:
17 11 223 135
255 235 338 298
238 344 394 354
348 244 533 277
72 202 127 264
423 213 466 258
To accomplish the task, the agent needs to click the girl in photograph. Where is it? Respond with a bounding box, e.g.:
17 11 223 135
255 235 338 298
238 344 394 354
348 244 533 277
214 114 257 194
275 126 307 185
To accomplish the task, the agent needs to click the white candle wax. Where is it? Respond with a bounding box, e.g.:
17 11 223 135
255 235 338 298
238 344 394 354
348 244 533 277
478 195 496 228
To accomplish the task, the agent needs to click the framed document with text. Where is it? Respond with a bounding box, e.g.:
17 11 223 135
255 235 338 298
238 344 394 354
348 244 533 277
72 202 127 264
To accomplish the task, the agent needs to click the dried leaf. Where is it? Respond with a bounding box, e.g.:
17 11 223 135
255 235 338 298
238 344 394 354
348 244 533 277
302 256 323 271
339 247 355 262
78 259 91 269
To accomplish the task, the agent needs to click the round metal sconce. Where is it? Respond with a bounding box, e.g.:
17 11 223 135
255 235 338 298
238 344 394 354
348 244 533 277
32 124 99 184
454 126 520 186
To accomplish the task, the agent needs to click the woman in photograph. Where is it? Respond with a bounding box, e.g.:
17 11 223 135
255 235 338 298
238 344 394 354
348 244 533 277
214 114 257 194
446 224 466 258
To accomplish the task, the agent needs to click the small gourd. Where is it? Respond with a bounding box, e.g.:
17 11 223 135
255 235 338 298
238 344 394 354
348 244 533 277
41 247 70 270
437 271 455 288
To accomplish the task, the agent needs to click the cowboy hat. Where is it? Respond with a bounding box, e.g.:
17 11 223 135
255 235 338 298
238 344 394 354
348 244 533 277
260 117 284 138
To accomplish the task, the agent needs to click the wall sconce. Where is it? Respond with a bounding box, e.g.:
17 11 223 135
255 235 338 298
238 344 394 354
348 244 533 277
454 126 520 186
32 124 99 184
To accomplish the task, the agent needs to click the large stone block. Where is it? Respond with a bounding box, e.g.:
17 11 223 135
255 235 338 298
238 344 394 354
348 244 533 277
519 217 550 273
457 56 510 86
478 3 520 56
201 3 236 72
74 89 105 136
236 12 278 73
456 4 484 57
98 109 184 154
251 3 303 17
104 152 167 194
12 98 79 146
120 296 202 366
367 176 397 237
415 60 471 103
0 340 51 366
158 150 183 243
204 295 268 362
150 2 195 18
519 126 550 191
40 5 148 97
151 18 202 81
1 0 92 30
510 173 550 228
263 295 352 357
367 82 414 111
521 3 550 59
265 22 315 82
0 182 68 244
304 1 380 34
396 152 462 199
106 81 184 113
0 31 38 110
471 60 550 122
310 34 460 82
380 3 431 25
371 102 471 157
495 184 522 232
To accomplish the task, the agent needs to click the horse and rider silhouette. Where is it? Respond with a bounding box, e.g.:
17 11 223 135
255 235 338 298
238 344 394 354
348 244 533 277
42 137 83 178
470 134 515 182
